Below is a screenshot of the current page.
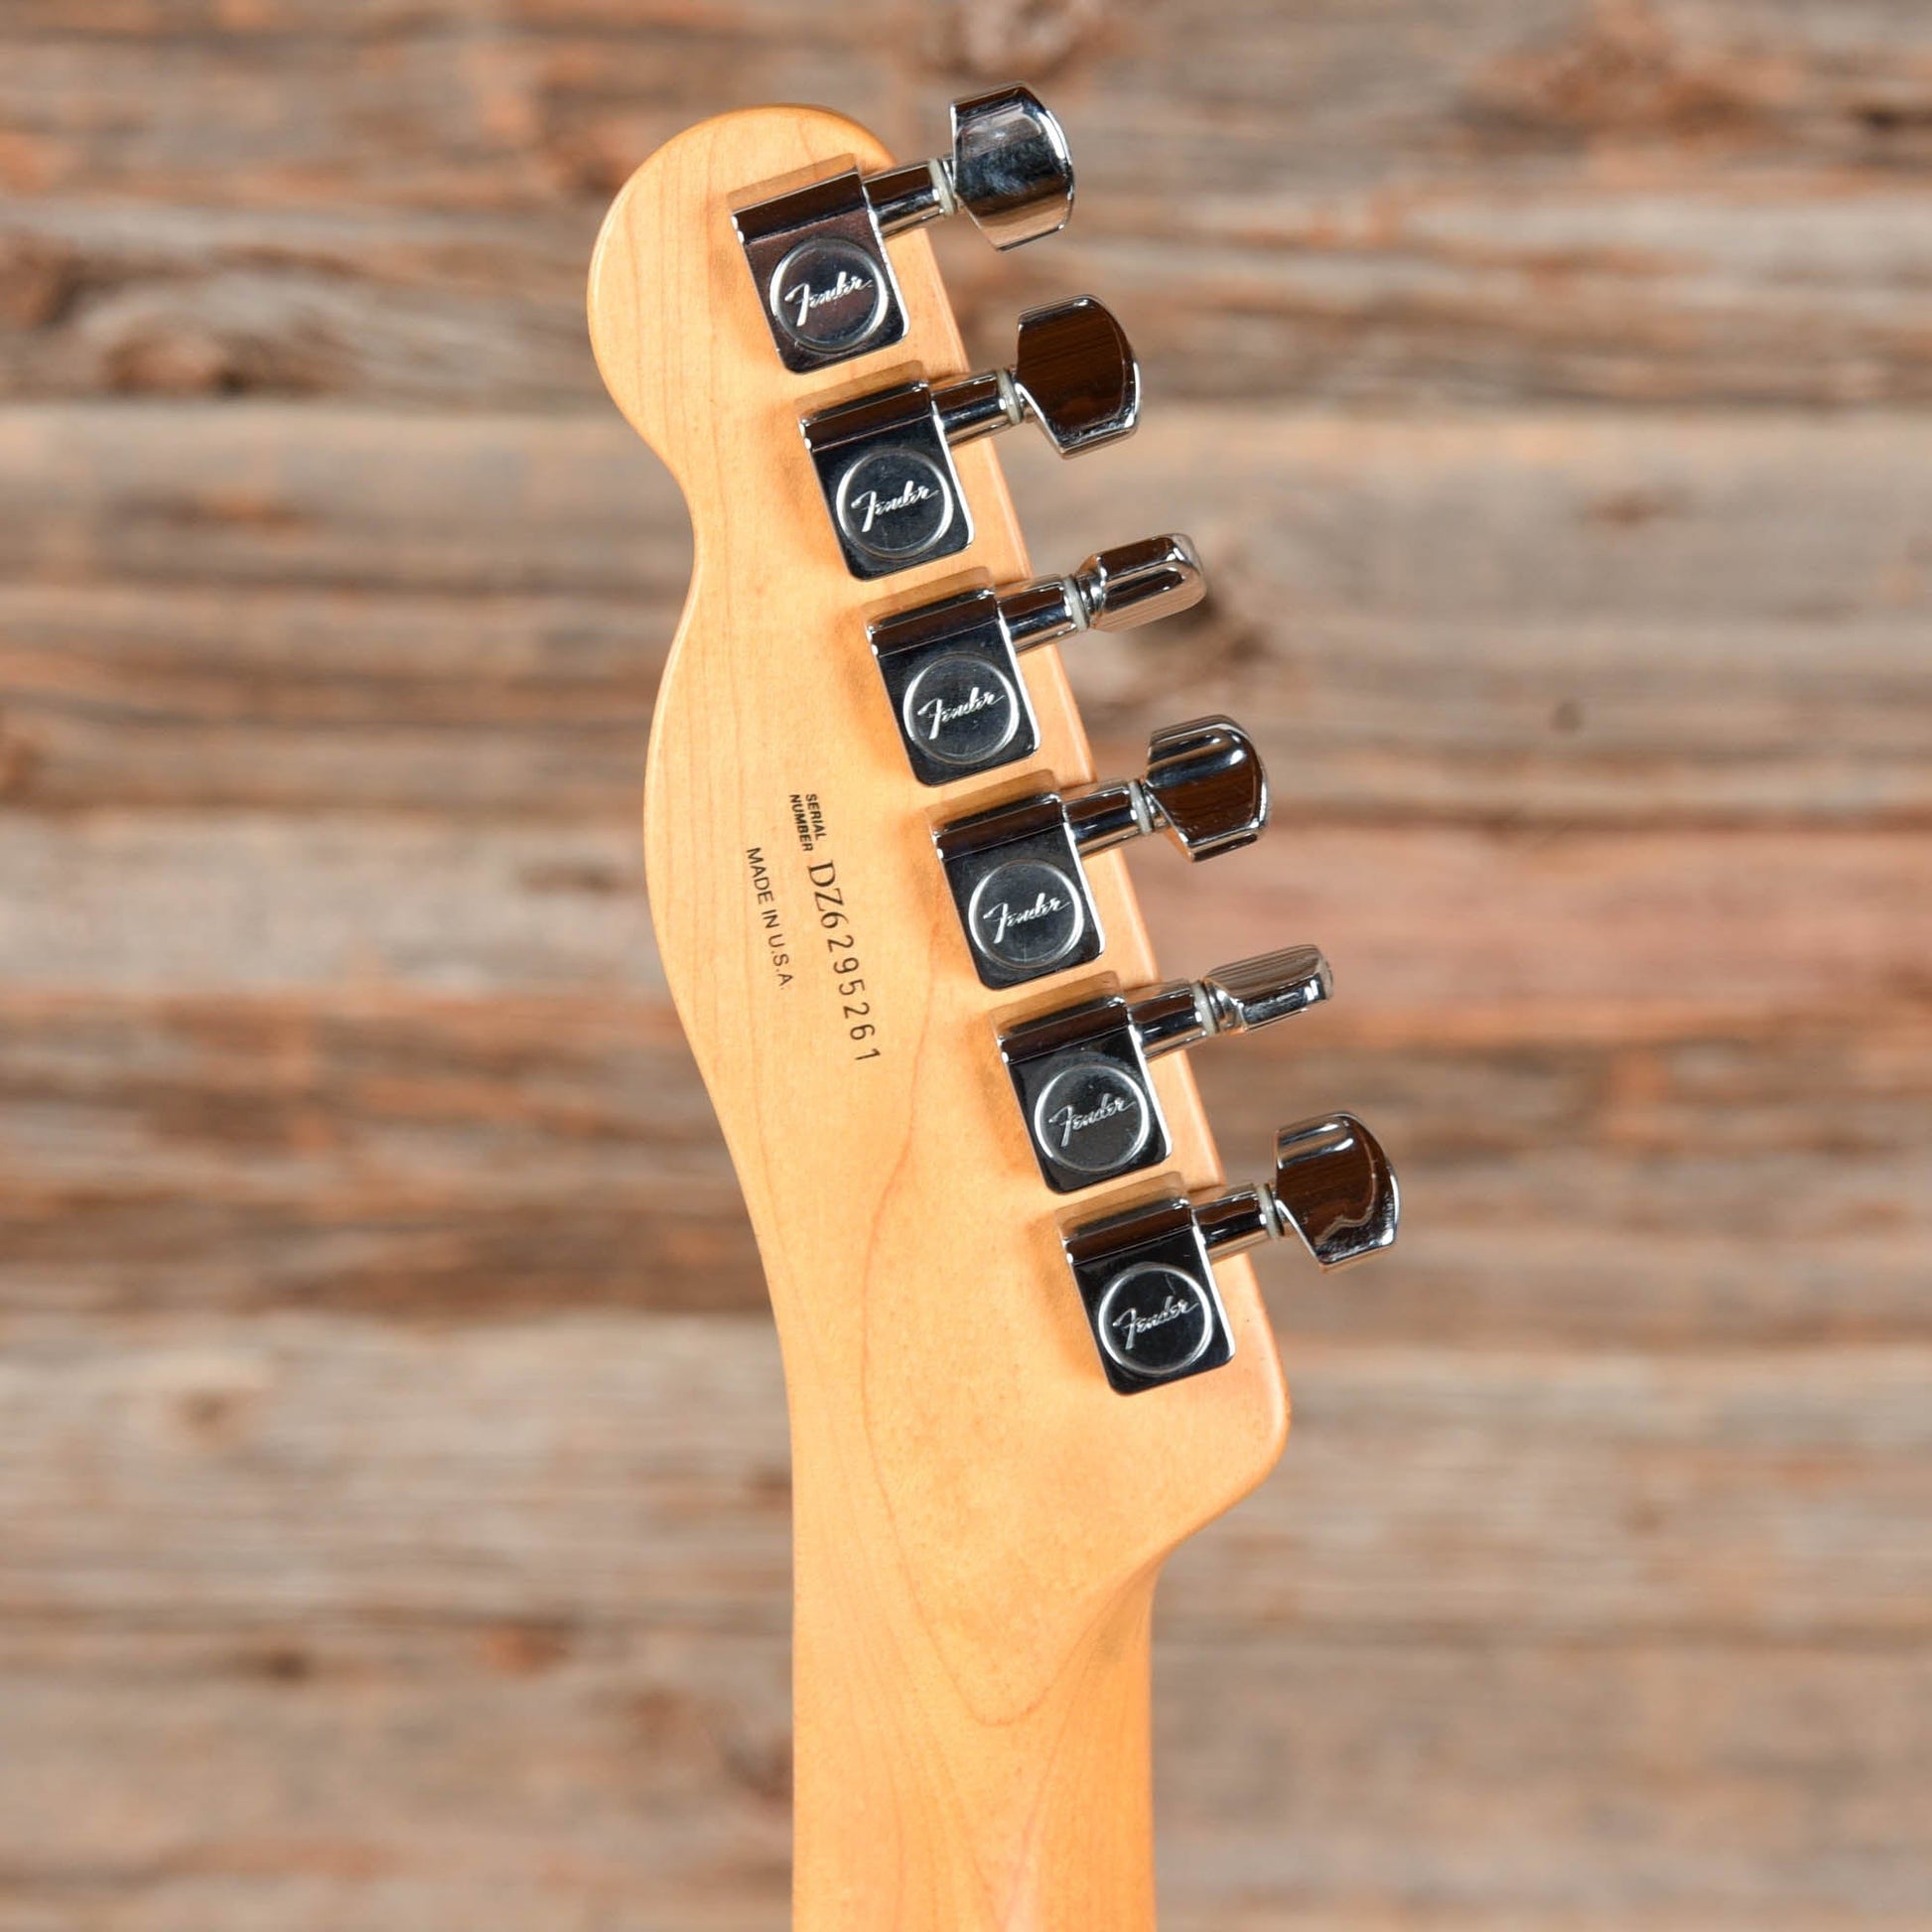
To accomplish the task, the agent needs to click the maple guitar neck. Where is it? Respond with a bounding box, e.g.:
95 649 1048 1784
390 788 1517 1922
588 100 1395 1931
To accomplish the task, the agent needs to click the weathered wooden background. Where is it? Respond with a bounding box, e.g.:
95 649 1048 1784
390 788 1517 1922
2 1 1930 1926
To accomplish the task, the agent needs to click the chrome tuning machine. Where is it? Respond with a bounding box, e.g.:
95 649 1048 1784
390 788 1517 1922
933 715 1268 988
735 85 1074 373
802 296 1140 580
871 534 1204 785
1001 946 1331 1191
1063 1115 1402 1393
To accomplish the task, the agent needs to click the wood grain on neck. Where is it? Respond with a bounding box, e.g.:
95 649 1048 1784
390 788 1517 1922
589 106 1289 1931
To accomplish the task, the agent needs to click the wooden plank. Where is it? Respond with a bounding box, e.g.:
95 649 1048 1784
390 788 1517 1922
9 183 1932 413
5 993 1930 1346
11 405 1926 617
0 406 679 598
0 582 666 815
0 993 758 1318
4 408 1929 823
5 581 1928 828
0 1624 794 1932
0 202 601 406
0 814 659 994
1 1624 1923 1932
0 1623 1925 1932
1153 1634 1932 1930
1144 823 1932 1021
37 0 1930 200
0 1319 1927 1924
9 185 1932 414
6 811 1925 1016
1 1317 1928 1639
1206 1018 1932 1350
0 12 898 207
3 3 1931 403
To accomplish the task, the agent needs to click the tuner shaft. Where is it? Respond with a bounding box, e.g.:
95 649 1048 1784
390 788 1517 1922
932 369 1024 446
863 158 951 235
1133 944 1333 1057
997 577 1087 651
1004 533 1206 652
1064 780 1156 856
1194 1184 1278 1257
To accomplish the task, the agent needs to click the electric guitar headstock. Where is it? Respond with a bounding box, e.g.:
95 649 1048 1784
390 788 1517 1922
588 91 1398 1932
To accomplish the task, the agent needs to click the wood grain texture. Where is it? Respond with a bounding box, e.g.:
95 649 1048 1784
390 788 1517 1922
5 1 1932 407
1 0 1928 1926
6 1317 1929 1640
3 406 1927 822
6 1623 1924 1932
12 993 1929 1345
2 1319 1930 1928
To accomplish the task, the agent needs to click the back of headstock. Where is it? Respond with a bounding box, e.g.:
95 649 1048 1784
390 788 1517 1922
588 93 1396 1932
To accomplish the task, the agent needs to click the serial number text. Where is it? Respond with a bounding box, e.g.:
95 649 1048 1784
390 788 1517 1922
807 857 881 1062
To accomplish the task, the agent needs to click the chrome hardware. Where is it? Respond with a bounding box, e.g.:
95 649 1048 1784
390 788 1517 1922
932 716 1268 988
801 297 1141 580
1154 944 1333 1050
1000 946 1332 1192
998 294 1140 455
869 86 1075 248
735 86 1073 373
1063 532 1204 632
934 793 1095 988
1054 714 1267 864
943 86 1075 246
1138 715 1270 859
870 534 1205 785
1062 1114 1400 1394
1195 1114 1402 1271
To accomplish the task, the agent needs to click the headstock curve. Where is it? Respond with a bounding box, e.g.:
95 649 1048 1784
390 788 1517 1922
587 98 1316 1932
592 100 1293 1631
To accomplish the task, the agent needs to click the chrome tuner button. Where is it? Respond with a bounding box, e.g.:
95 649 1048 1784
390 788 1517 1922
931 85 1075 250
1192 1114 1402 1271
1256 1114 1402 1271
1059 716 1268 864
1196 945 1332 1037
801 296 1141 581
1140 716 1270 859
1062 1114 1400 1394
1000 946 1333 1192
1069 533 1204 632
869 534 1206 786
735 88 1073 374
1003 296 1141 456
934 718 1268 989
